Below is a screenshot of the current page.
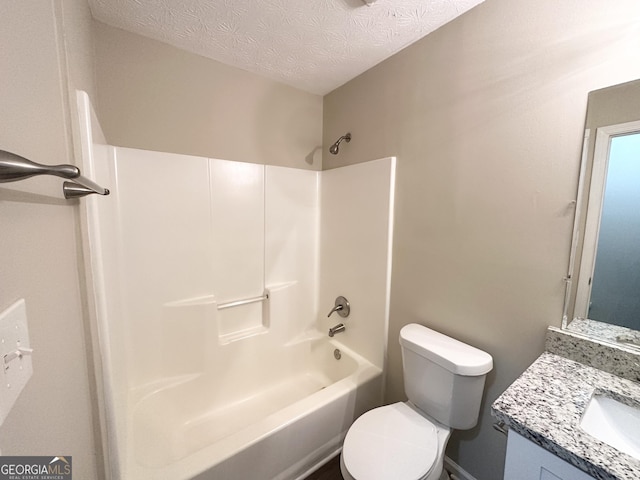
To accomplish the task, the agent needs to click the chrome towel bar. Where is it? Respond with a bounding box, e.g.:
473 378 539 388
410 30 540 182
217 293 269 310
0 149 109 199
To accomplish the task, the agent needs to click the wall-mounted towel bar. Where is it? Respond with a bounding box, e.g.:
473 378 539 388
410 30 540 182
217 293 269 310
0 149 109 199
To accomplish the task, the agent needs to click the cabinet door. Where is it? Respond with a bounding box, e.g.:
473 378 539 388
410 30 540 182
504 431 595 480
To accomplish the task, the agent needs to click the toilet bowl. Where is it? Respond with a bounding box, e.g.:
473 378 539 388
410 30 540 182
340 323 492 480
340 402 450 480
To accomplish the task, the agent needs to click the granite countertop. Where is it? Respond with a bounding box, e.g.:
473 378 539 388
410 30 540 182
565 319 640 352
492 352 640 480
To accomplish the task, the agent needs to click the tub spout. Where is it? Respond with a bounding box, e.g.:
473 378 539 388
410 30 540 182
328 323 345 337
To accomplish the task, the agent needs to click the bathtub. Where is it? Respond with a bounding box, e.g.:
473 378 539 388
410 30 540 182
122 335 383 480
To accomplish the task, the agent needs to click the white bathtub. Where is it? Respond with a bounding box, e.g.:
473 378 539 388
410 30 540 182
122 336 382 480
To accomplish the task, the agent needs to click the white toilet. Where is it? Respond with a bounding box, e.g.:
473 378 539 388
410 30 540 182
340 323 493 480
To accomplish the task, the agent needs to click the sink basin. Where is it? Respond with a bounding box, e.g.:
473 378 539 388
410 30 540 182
580 393 640 459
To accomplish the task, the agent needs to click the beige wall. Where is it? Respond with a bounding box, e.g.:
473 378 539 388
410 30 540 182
0 0 99 478
93 22 323 170
323 0 640 478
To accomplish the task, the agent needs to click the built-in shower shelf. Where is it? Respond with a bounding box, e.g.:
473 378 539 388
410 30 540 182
219 325 269 345
217 289 270 344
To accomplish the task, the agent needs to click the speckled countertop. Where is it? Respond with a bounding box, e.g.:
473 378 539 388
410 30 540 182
492 352 640 480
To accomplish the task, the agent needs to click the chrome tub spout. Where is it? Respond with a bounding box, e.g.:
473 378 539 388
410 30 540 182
328 323 346 337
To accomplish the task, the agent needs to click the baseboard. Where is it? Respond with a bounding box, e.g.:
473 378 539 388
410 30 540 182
444 456 478 480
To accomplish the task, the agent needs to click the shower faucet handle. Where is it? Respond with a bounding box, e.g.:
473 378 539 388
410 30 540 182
327 296 350 318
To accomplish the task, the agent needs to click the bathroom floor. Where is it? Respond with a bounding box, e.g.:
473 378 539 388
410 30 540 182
304 456 343 480
304 457 454 480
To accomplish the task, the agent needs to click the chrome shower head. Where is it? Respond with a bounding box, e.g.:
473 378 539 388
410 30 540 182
329 133 351 155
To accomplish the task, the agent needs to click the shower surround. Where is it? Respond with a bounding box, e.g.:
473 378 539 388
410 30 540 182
76 92 395 479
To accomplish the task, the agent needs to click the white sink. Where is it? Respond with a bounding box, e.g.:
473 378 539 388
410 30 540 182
580 393 640 459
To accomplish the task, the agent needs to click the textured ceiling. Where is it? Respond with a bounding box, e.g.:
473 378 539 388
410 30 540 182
89 0 484 95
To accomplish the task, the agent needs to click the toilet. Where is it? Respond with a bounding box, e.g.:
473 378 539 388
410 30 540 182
340 323 493 480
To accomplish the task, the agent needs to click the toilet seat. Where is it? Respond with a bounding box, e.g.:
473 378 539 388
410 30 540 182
342 402 439 480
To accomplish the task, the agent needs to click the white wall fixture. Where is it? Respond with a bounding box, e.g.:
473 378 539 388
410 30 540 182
0 299 33 426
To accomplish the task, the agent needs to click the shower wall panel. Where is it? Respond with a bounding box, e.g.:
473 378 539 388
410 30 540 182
319 157 396 369
265 166 319 342
111 148 213 386
96 147 320 389
209 159 265 339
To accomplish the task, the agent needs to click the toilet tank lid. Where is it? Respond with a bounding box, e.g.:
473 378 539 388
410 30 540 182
399 324 493 376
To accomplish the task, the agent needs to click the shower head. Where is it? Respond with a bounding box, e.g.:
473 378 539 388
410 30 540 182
329 133 351 155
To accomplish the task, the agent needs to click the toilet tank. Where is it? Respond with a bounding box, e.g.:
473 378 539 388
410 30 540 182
399 323 493 430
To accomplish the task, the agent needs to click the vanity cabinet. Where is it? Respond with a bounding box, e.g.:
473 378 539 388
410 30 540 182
504 431 595 480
